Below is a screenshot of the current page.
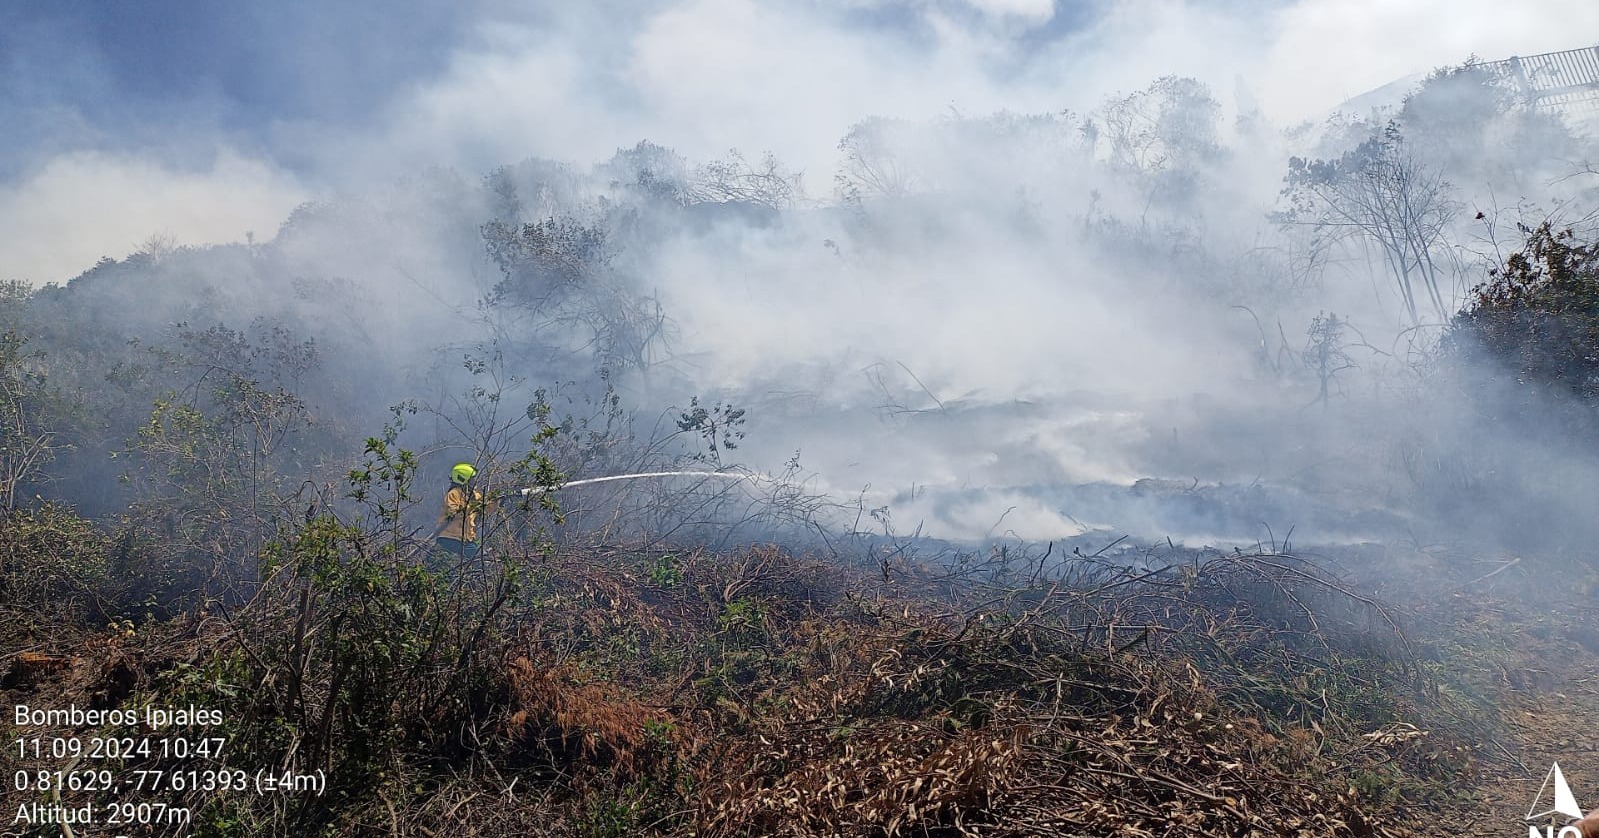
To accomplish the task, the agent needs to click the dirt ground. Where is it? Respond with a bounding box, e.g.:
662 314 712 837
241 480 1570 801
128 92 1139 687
1387 547 1599 837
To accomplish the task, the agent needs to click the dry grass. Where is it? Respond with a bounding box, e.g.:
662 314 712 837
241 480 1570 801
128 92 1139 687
1 536 1507 837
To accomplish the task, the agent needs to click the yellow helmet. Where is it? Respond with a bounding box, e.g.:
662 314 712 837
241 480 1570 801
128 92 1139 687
450 463 477 485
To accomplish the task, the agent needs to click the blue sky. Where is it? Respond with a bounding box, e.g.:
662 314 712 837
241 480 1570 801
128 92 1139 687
1 0 1594 283
0 1 1104 177
1 0 490 177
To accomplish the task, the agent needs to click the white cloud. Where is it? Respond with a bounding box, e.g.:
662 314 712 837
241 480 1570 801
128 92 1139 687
0 150 307 284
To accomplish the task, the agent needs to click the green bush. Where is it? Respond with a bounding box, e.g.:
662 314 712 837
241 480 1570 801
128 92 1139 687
1449 224 1599 415
0 502 111 623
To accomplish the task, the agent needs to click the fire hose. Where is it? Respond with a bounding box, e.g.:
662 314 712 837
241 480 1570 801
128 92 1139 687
506 471 753 497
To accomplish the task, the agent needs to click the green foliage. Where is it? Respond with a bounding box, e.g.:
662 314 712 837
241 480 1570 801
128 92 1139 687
109 319 321 607
575 777 684 838
675 397 745 466
346 406 421 543
0 328 58 508
480 216 667 375
0 279 32 329
506 388 567 522
0 502 110 621
1449 224 1599 412
483 217 610 309
646 552 682 588
717 597 766 635
194 428 544 833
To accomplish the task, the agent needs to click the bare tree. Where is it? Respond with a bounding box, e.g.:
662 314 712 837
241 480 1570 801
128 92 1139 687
835 118 918 203
1092 76 1225 216
1281 125 1460 325
1302 312 1356 407
690 149 805 210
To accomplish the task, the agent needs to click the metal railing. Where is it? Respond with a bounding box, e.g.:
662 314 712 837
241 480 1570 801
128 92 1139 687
1480 45 1599 117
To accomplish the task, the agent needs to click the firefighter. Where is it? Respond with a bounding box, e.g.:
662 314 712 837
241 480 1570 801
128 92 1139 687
433 462 490 559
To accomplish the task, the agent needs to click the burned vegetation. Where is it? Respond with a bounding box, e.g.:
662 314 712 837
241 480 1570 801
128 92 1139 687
2 518 1488 837
0 386 1587 838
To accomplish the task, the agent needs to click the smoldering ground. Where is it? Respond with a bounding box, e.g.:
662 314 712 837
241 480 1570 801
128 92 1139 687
3 0 1598 557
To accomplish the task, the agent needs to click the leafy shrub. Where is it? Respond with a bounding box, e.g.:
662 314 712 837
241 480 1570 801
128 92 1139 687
1449 223 1599 414
0 502 110 622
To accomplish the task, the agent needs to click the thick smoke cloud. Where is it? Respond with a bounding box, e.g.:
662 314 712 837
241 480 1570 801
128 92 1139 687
7 0 1595 286
0 151 307 285
4 0 1597 547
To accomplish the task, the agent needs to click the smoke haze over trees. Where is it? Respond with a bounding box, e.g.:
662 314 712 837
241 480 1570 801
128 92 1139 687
8 4 1599 836
0 17 1595 547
